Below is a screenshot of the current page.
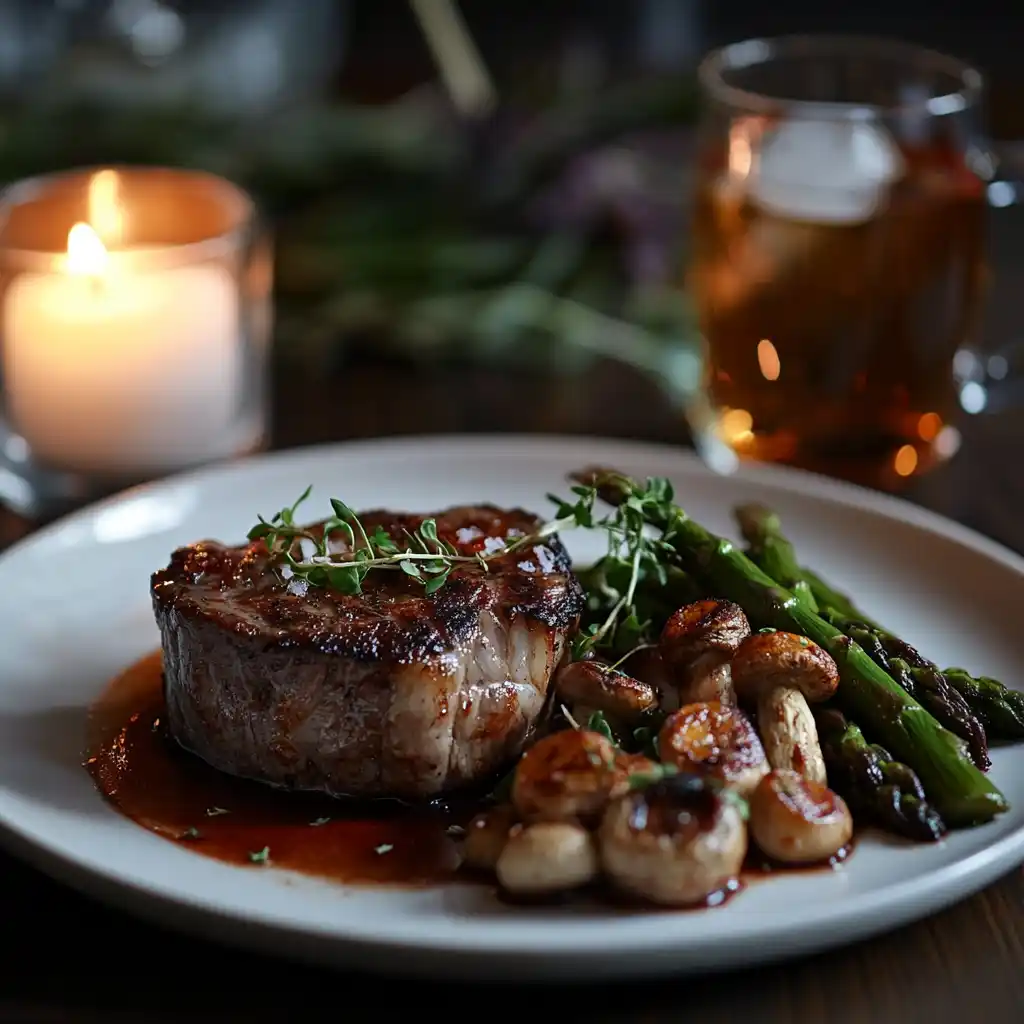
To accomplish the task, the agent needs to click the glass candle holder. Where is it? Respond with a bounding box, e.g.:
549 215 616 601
0 166 272 518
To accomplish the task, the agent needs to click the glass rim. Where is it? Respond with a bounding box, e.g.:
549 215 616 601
698 34 985 121
0 164 257 272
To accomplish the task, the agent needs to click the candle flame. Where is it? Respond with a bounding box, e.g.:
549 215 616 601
66 222 109 277
88 169 123 247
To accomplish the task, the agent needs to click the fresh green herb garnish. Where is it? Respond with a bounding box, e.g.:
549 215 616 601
561 476 681 659
247 485 582 597
179 826 202 840
374 843 394 855
248 847 270 864
249 474 680 664
586 709 616 743
631 724 660 760
627 762 679 790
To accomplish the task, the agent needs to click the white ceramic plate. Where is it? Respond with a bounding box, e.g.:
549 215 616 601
0 435 1022 982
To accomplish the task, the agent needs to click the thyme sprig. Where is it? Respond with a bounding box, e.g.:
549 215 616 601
246 475 680 661
565 475 679 659
246 484 593 597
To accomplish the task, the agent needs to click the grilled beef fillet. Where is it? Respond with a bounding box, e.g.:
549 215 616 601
151 504 584 800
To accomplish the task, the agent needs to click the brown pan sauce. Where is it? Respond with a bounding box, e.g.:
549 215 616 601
85 653 851 900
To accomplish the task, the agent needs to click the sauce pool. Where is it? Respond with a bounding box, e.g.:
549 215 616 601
85 652 853 895
85 652 465 884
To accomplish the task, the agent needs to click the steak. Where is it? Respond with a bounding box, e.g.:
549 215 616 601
151 504 584 800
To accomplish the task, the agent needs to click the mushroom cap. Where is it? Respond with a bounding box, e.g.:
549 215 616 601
554 660 659 722
658 701 769 796
598 774 748 905
511 728 630 824
730 631 840 703
660 599 751 668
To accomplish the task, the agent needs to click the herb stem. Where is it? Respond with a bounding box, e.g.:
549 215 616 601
249 486 588 598
287 549 486 574
606 642 657 673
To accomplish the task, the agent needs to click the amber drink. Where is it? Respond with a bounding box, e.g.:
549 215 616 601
689 37 991 485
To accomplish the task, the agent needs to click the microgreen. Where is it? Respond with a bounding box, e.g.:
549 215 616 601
586 709 616 743
565 475 681 659
631 723 660 760
627 762 679 790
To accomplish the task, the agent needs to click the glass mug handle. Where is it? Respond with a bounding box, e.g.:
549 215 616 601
956 141 1024 414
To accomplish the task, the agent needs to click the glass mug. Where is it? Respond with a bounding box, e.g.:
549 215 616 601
687 35 1009 488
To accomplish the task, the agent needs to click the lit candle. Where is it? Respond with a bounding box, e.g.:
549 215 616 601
2 169 243 476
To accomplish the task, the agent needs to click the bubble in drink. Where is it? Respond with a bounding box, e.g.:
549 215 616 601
748 120 905 225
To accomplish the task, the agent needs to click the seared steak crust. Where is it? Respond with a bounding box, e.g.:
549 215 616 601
151 504 584 800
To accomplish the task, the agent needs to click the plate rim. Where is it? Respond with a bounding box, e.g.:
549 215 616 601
1 433 1023 978
4 432 1023 577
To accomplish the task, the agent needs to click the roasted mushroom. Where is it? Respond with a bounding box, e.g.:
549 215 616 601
554 660 659 726
496 822 599 895
659 600 751 706
749 769 853 864
599 773 748 906
511 729 630 824
658 701 770 797
730 631 839 785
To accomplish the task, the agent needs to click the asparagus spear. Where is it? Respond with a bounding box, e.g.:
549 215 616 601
733 504 821 613
735 504 874 624
575 468 1008 827
737 503 1024 742
944 668 1024 738
836 617 1024 741
822 616 991 767
814 709 947 843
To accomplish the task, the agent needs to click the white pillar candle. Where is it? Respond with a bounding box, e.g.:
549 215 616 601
2 178 244 476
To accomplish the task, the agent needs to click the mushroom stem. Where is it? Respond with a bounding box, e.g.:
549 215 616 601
756 686 827 785
683 652 736 706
